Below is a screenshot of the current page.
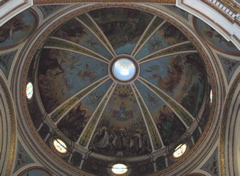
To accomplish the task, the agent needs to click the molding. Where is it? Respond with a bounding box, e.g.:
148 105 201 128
220 74 240 176
15 3 220 176
0 0 10 6
33 0 176 4
176 0 240 50
0 74 16 176
0 0 33 27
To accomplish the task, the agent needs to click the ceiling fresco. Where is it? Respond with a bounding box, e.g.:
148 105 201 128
201 148 219 176
88 8 154 55
38 5 66 18
14 141 34 172
38 48 109 112
0 10 37 50
18 167 52 176
193 17 240 55
0 50 16 77
22 5 218 176
218 55 240 83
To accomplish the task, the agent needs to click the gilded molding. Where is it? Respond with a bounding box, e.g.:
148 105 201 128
219 74 240 176
17 166 53 176
131 83 163 150
0 76 16 176
34 0 176 4
202 0 240 25
19 3 217 175
79 82 116 147
219 0 240 12
51 76 109 122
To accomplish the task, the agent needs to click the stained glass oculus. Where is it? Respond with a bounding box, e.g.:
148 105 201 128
26 82 33 99
111 163 128 175
173 144 187 158
112 58 136 81
53 139 68 154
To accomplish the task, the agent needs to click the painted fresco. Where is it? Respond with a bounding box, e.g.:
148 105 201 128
38 5 66 18
82 156 111 176
14 142 34 172
38 48 108 112
88 84 152 156
0 50 16 77
135 21 188 59
156 156 166 171
70 152 82 168
186 173 206 176
89 8 153 55
199 102 211 132
19 167 51 176
128 160 154 176
28 94 43 128
0 10 37 49
194 17 240 55
164 5 189 20
52 18 112 59
201 148 219 176
25 6 214 174
39 123 50 140
192 127 201 143
135 81 186 146
27 59 43 129
139 53 207 117
57 79 112 142
219 55 240 83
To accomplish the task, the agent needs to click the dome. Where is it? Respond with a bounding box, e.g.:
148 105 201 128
22 5 214 175
1 0 240 175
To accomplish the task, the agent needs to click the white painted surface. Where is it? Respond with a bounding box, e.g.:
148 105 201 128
176 0 240 50
0 0 33 27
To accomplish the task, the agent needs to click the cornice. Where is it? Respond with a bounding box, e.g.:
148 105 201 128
202 0 240 25
176 0 240 50
0 0 33 27
0 75 16 176
220 0 240 12
14 3 220 176
220 73 240 176
0 0 10 6
33 0 176 4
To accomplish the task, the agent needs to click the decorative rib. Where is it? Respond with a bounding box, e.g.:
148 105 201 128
78 82 116 147
131 83 163 150
77 14 116 57
45 37 109 64
131 17 165 57
138 77 194 127
139 41 196 64
50 76 109 122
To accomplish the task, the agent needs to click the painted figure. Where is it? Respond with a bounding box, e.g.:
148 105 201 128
0 14 30 43
92 126 110 149
58 104 88 141
112 128 127 150
129 129 143 153
152 58 184 92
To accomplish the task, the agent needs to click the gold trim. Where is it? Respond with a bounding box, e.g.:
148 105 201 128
202 0 240 25
18 166 53 176
219 74 240 176
0 76 16 176
0 0 28 21
34 0 176 4
20 3 217 175
219 0 240 12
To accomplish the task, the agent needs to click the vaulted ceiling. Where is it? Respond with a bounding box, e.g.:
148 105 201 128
0 1 239 176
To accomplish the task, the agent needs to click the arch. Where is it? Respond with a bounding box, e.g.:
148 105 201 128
0 74 16 176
